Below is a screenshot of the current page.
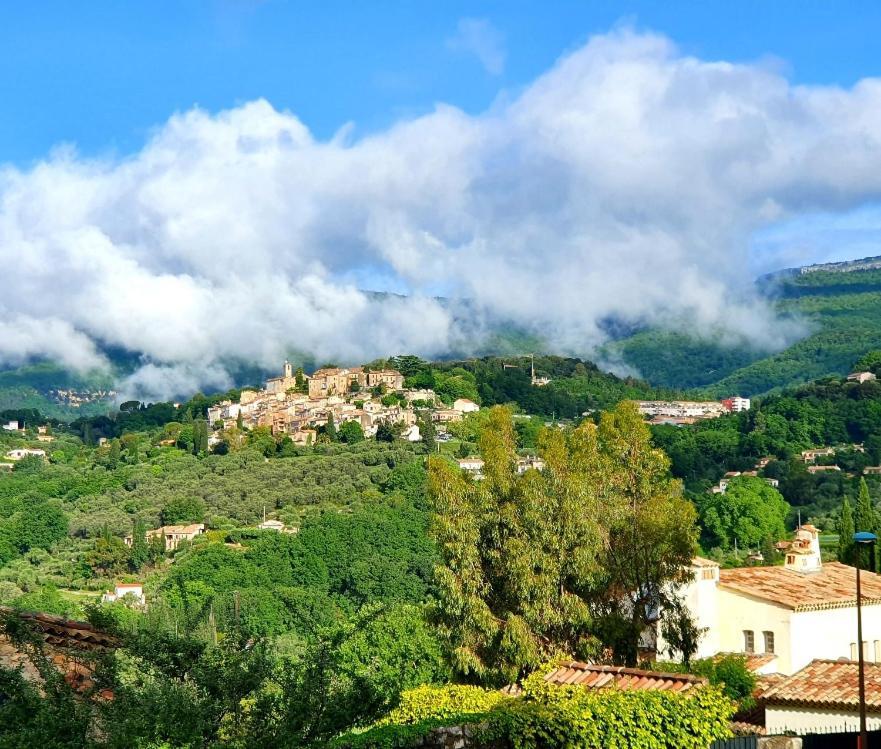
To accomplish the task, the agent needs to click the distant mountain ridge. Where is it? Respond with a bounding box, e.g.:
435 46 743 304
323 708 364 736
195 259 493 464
5 254 881 412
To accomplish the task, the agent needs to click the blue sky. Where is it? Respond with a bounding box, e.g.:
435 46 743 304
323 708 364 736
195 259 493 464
5 2 881 384
3 1 881 165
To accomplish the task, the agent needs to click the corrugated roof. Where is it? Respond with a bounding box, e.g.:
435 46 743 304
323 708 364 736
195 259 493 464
719 561 881 611
760 659 881 711
540 661 707 693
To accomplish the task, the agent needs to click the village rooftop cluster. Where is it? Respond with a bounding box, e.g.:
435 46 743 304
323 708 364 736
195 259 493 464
204 361 480 446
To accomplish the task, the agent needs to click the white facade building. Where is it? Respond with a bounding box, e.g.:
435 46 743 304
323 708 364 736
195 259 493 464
5 449 46 460
452 398 480 414
102 583 145 606
658 526 881 675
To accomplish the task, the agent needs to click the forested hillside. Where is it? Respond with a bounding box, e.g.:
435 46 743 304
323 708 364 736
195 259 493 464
654 354 881 549
608 263 881 396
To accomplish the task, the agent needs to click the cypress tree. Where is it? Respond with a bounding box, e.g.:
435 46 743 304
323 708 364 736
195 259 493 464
325 412 338 442
129 519 148 572
838 495 855 565
854 478 877 571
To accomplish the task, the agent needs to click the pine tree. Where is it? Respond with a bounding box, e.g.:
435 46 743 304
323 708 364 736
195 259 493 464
838 495 855 565
295 367 307 394
419 412 436 453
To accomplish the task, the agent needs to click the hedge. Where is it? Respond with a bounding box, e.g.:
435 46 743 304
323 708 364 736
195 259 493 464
336 671 735 749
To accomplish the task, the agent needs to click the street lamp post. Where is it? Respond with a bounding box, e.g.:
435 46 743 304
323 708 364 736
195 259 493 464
854 531 877 749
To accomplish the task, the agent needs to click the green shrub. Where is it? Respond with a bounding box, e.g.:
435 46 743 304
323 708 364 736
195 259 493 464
376 684 509 726
342 668 735 749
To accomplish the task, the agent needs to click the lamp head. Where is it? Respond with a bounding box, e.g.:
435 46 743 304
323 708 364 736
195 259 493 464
854 531 878 545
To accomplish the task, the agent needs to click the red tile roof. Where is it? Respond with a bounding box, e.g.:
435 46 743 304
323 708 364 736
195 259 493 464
539 661 706 693
719 561 881 611
760 659 881 711
692 556 720 568
715 652 778 673
1 607 119 651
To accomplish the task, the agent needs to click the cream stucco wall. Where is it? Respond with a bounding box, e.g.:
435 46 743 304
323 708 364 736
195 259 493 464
716 588 792 670
789 603 881 674
656 568 721 661
766 705 881 734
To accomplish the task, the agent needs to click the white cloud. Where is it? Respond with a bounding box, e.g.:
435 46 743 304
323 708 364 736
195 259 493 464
4 28 881 398
446 18 506 76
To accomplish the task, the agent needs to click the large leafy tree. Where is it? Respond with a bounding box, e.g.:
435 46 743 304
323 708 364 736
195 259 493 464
697 477 789 552
428 406 605 684
430 402 698 681
591 402 698 664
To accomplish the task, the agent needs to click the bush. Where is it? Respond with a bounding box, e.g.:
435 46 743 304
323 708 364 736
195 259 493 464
376 684 509 726
342 667 735 749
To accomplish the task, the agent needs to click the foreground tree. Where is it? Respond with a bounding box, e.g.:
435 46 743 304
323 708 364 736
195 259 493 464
429 403 698 681
854 478 878 571
429 406 604 684
590 402 698 664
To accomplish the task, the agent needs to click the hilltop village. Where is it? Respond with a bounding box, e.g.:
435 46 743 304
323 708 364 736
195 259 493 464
205 361 480 445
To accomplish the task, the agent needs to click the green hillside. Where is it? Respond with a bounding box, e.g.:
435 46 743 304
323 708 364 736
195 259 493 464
0 362 117 419
609 264 881 397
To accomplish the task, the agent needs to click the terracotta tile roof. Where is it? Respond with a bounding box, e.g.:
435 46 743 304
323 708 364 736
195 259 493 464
719 561 881 611
730 721 766 736
1 607 119 651
692 556 720 568
540 661 707 693
715 652 777 673
760 659 881 711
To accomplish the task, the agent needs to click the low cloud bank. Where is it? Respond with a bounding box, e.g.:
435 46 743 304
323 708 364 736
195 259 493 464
4 28 881 399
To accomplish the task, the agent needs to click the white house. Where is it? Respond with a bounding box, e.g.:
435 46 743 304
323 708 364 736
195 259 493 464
457 457 485 479
401 424 421 442
2 420 21 431
102 583 145 606
657 525 881 675
848 371 877 384
452 398 480 414
516 456 546 474
257 519 286 531
5 449 46 461
761 659 881 733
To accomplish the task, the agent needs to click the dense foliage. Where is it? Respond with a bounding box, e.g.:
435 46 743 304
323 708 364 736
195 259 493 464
387 354 671 418
429 403 696 682
652 371 881 528
339 670 734 749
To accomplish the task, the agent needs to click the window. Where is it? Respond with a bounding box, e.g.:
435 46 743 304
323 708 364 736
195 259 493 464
701 568 715 580
743 630 755 654
763 631 775 654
